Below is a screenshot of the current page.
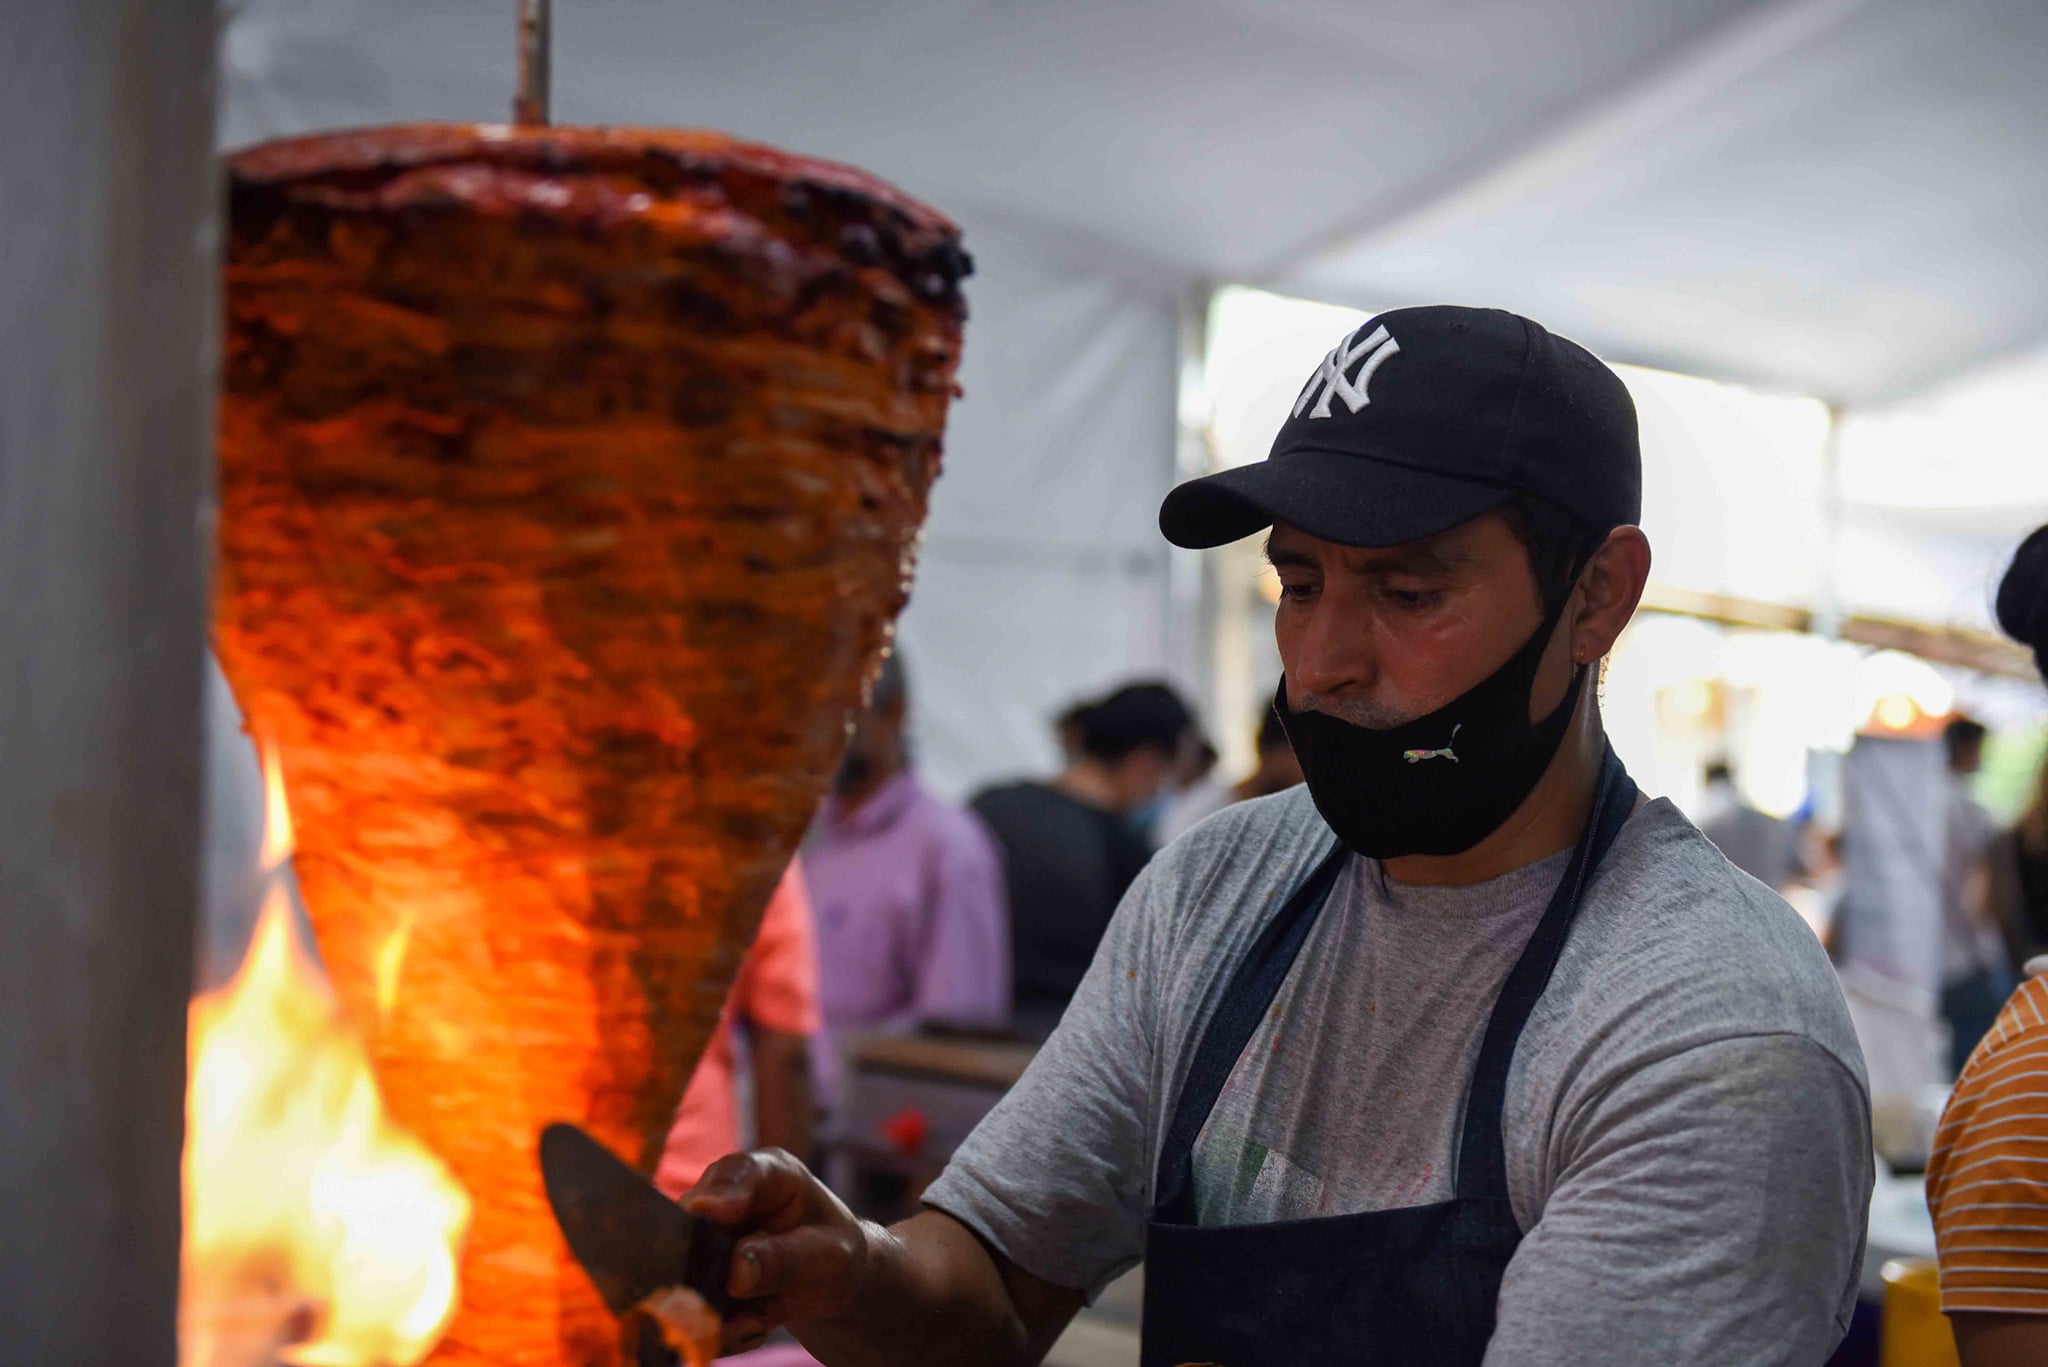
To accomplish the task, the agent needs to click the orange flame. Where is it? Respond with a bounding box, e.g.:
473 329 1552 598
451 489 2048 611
181 750 470 1367
258 746 296 870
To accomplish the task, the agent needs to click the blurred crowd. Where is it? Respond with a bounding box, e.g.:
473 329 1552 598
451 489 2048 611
1698 712 2048 1109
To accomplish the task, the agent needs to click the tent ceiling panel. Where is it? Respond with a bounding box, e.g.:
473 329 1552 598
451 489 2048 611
1277 0 2048 403
221 0 1749 277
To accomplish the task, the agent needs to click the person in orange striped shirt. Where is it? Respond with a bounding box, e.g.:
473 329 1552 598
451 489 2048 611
1927 524 2048 1367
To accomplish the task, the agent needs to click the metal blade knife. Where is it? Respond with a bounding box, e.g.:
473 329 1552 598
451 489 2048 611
539 1121 736 1321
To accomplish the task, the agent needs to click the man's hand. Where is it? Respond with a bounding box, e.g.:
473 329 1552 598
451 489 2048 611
682 1147 865 1351
679 1149 1085 1365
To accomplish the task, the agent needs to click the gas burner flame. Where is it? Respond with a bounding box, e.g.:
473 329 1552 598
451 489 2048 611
180 748 470 1367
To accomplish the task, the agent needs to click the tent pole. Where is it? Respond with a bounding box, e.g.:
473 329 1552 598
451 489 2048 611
1814 403 1845 642
1169 283 1221 746
1809 402 1848 832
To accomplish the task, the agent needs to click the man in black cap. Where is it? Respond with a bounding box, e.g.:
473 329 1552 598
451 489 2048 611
683 307 1873 1365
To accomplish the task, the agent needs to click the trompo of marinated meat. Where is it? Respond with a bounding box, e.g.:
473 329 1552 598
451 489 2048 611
215 123 969 1364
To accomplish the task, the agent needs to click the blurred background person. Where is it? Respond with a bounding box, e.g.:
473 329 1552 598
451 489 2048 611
1834 726 1953 1123
973 680 1193 1039
1156 701 1305 846
655 862 820 1198
1697 759 1805 894
1155 733 1227 848
1232 703 1306 803
1940 716 2012 1074
1927 526 2048 1367
1126 729 1215 850
802 654 1009 1105
1052 699 1087 765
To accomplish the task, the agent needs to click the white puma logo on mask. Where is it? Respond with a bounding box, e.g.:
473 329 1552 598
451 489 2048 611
1403 724 1461 764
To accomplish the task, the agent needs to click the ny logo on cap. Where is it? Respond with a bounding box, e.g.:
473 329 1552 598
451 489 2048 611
1294 323 1401 420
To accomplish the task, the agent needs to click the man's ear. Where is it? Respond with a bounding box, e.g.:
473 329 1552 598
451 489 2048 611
1571 526 1651 661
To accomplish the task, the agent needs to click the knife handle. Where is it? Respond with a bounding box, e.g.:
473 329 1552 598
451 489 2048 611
685 1217 738 1316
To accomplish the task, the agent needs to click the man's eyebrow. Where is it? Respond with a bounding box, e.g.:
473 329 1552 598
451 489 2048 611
1384 538 1468 574
1262 535 1318 569
1263 533 1470 574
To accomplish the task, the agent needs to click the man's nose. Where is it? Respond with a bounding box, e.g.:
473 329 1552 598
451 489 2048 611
1288 602 1377 698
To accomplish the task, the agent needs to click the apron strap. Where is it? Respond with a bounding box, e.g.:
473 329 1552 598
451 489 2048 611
1151 840 1349 1225
1454 745 1637 1202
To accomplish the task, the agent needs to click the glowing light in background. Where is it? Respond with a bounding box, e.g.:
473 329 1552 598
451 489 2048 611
1855 650 1956 736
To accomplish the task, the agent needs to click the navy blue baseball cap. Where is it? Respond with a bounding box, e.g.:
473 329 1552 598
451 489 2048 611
1159 305 1641 549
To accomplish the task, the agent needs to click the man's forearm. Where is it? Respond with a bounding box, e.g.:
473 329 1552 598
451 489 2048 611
789 1211 1074 1367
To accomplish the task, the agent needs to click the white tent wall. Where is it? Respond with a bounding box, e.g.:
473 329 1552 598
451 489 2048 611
895 210 1187 801
1832 343 2048 634
1832 511 2016 633
1626 364 1833 607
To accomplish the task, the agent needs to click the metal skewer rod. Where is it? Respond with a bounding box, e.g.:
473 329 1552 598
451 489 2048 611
514 0 551 125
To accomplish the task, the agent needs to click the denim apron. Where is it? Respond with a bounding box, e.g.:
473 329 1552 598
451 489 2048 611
1140 747 1637 1366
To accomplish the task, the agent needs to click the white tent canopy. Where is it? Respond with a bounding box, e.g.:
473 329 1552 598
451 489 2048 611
219 0 2048 794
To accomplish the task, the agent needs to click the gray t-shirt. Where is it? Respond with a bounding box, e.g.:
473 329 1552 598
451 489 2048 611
926 786 1873 1365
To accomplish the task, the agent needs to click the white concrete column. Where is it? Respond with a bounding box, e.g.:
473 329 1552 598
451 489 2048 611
0 2 217 1362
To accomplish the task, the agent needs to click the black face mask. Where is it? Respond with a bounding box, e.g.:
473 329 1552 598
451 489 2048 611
1275 604 1584 859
